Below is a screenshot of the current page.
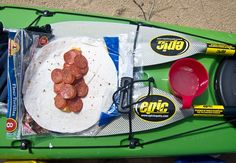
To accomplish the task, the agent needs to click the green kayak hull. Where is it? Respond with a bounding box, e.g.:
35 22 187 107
0 5 236 159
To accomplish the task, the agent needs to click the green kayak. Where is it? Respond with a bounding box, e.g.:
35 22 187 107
0 5 236 159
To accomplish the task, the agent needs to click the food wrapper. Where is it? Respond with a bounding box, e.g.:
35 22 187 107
7 29 135 138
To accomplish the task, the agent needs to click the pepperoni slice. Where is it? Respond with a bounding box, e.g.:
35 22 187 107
51 69 63 84
63 63 71 71
73 78 85 85
67 96 83 113
60 84 77 99
75 79 89 97
54 94 67 109
69 64 83 79
79 66 89 75
74 55 88 69
75 73 83 80
62 69 75 84
64 49 81 65
78 84 89 97
54 82 65 94
53 49 89 113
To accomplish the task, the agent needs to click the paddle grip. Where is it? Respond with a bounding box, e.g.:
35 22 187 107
117 77 133 113
193 105 236 118
206 43 236 56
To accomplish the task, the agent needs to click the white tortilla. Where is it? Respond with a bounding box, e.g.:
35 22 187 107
23 37 117 133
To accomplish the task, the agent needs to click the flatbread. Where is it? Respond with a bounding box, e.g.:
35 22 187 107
22 37 117 133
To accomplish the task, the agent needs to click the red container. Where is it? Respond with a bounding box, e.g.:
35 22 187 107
169 58 209 109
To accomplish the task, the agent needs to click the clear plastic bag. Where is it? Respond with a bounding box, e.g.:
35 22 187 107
7 30 54 139
7 29 137 138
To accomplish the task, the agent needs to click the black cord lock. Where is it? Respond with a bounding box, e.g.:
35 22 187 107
36 10 54 17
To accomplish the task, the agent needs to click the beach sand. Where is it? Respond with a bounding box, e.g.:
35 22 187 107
1 0 236 33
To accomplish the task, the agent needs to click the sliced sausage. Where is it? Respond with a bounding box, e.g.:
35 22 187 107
75 73 83 80
75 79 89 97
67 96 83 113
54 94 67 109
62 69 75 84
79 66 89 75
54 82 65 94
64 49 81 64
63 63 71 71
69 64 83 79
60 84 77 99
51 69 63 84
53 48 89 112
74 55 88 69
72 78 83 86
77 84 88 97
73 78 85 85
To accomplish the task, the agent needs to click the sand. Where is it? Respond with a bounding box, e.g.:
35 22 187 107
0 0 236 33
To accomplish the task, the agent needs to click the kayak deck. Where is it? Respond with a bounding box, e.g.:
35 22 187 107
0 5 236 159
